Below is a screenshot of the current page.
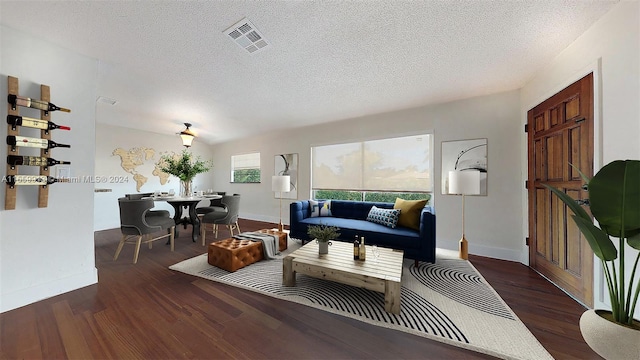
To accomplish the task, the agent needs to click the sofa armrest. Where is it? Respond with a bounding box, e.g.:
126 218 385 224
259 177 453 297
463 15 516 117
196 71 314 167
419 206 436 261
419 206 436 236
290 201 311 241
290 201 310 222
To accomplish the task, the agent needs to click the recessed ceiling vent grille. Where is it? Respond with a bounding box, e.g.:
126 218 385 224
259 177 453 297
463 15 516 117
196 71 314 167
224 18 269 54
97 96 117 105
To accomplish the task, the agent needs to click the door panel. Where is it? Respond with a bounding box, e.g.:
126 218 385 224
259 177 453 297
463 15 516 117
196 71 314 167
527 73 594 307
546 135 564 180
535 188 547 257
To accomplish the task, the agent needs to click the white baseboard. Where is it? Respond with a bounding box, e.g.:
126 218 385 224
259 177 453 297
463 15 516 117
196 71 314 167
1 267 98 313
239 212 285 226
439 239 525 263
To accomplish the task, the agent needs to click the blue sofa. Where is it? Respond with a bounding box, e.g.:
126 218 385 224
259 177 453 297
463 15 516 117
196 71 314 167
289 200 436 264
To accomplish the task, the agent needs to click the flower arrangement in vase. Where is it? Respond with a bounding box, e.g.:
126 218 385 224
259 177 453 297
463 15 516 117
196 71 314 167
157 149 212 196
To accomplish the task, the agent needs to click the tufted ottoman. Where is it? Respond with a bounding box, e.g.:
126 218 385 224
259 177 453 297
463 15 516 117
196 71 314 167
208 238 263 272
256 229 288 251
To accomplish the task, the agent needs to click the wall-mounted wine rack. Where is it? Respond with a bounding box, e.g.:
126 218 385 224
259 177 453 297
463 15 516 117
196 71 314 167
5 75 71 209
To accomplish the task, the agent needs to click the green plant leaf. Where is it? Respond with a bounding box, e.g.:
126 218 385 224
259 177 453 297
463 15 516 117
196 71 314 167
307 223 341 242
156 149 212 182
589 160 640 238
542 184 591 222
628 231 640 251
571 215 617 261
569 163 591 186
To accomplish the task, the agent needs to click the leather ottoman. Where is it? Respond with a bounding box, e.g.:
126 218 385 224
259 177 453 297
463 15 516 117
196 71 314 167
256 229 288 251
208 238 263 272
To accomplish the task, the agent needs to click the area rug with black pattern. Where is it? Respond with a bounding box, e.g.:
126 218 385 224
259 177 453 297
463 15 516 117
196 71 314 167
170 240 552 360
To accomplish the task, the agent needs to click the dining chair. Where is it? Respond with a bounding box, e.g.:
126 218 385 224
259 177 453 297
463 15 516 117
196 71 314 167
200 194 241 245
114 197 175 264
125 193 170 217
196 191 227 216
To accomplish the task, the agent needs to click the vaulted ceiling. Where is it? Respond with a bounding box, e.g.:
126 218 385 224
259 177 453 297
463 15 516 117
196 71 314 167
0 1 617 144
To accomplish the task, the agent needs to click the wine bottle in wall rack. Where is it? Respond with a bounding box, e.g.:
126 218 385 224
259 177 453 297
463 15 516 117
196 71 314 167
6 135 70 150
7 155 70 167
6 115 70 131
5 175 66 186
7 94 71 113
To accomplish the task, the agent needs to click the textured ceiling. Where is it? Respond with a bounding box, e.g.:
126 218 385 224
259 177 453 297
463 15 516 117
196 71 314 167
0 1 617 144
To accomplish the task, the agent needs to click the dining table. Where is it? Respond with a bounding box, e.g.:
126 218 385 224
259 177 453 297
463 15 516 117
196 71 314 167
149 194 222 242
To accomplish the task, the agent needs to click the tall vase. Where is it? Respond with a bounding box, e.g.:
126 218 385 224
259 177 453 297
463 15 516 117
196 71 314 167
180 180 192 197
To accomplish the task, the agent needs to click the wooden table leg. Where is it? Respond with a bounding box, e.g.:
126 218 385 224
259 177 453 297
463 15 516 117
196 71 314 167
384 280 401 315
283 256 296 286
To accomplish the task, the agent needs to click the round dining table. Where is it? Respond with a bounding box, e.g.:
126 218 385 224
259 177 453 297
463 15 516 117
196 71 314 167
151 194 222 242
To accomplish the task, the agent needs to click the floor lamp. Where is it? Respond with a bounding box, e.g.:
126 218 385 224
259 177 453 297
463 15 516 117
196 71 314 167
448 170 480 260
272 175 290 232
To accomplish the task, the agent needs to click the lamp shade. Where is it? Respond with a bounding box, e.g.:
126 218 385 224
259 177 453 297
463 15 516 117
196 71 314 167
272 175 291 192
180 123 195 147
448 170 480 195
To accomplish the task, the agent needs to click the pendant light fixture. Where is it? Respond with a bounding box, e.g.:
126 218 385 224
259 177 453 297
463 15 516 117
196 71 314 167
180 123 195 147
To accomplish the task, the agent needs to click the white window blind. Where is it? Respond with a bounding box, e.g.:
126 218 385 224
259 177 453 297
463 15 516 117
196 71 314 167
232 153 260 170
231 152 261 183
312 134 432 192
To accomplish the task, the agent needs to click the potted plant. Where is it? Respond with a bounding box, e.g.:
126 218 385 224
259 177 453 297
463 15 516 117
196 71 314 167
157 149 213 197
544 160 640 359
307 223 341 255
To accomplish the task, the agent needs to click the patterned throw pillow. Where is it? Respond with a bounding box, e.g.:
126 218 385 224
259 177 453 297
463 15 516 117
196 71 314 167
309 200 332 217
366 206 401 228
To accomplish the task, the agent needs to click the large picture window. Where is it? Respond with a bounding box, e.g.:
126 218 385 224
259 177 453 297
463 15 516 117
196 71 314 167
231 152 261 183
312 134 432 201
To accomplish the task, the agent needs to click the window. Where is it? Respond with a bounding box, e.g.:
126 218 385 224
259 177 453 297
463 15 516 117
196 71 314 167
231 153 261 183
312 134 432 200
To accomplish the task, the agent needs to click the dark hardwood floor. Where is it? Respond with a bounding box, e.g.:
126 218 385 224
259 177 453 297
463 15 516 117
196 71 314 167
1 219 600 359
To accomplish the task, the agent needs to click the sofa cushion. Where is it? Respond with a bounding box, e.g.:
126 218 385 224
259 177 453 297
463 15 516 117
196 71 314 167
394 198 429 230
298 217 420 249
309 199 332 217
366 206 401 228
329 200 393 220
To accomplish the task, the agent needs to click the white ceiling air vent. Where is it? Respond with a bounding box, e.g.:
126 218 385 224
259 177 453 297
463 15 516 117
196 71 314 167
97 96 117 105
224 18 269 54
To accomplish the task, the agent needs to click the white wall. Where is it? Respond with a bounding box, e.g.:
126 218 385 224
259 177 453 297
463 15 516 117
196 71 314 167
211 90 524 261
520 1 640 316
94 123 215 231
1 26 98 312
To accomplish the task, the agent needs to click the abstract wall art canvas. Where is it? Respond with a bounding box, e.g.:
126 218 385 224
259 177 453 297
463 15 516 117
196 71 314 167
441 138 488 195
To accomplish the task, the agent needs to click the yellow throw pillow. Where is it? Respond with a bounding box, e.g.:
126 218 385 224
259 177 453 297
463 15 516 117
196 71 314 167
394 198 429 231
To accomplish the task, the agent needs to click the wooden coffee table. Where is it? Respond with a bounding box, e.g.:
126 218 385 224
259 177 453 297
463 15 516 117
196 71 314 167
282 241 404 314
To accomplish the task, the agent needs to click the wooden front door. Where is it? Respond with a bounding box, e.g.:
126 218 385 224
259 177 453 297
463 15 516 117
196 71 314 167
527 73 594 307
